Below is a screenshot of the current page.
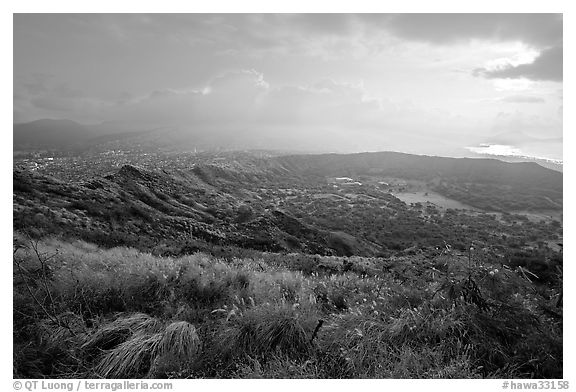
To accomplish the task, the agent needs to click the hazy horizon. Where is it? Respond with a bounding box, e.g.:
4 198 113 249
14 14 563 161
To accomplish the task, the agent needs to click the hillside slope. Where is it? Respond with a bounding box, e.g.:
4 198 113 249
273 152 562 211
13 164 378 256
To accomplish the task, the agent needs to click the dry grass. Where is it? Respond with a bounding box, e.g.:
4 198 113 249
220 304 313 363
158 321 201 360
89 319 202 378
14 238 563 379
94 333 163 378
149 321 201 377
259 315 311 358
81 313 164 357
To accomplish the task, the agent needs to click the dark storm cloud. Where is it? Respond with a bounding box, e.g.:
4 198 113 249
474 46 563 82
64 14 351 51
17 14 562 62
287 14 354 35
375 14 562 48
362 14 562 82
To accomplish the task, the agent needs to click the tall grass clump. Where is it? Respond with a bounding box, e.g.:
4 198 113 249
81 313 164 358
93 333 163 378
150 321 201 377
216 303 314 367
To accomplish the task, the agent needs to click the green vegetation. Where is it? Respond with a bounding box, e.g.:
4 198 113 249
14 236 562 379
274 152 562 212
13 160 563 258
13 151 563 379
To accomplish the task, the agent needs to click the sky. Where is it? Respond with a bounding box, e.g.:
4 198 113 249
13 13 563 160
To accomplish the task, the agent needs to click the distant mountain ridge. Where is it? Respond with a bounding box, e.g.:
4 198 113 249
270 151 562 212
13 119 563 173
14 119 90 149
274 151 562 189
13 119 153 151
